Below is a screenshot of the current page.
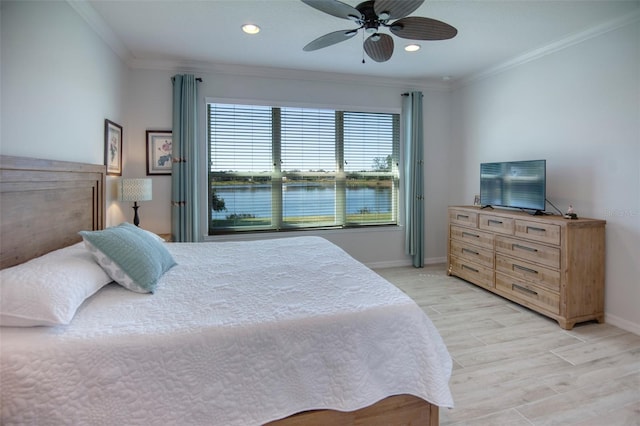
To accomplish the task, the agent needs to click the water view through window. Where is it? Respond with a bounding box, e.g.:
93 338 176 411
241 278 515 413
208 103 399 233
211 185 393 220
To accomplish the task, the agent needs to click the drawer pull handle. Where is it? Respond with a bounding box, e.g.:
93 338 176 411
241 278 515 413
462 264 479 273
513 243 538 253
526 226 546 233
457 214 469 220
462 248 479 256
512 283 538 296
462 231 480 239
488 219 503 226
514 264 539 275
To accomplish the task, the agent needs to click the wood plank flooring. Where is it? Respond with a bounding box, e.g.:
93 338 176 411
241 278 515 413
374 265 640 426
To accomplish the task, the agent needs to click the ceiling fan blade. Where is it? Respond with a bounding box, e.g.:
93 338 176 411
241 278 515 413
303 29 359 51
390 16 457 40
363 33 394 62
373 0 424 20
300 0 363 20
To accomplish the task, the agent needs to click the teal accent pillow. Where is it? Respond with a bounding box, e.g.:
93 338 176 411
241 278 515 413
79 223 176 294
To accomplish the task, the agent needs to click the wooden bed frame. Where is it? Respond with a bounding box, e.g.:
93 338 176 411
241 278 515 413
0 155 439 426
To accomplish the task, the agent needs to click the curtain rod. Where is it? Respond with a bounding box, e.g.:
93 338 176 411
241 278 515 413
171 76 203 82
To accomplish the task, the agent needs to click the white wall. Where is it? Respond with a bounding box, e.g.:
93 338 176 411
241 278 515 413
450 22 640 333
0 0 128 165
0 0 130 226
124 67 453 266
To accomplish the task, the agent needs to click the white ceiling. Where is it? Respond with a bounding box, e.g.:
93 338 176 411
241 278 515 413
84 0 640 84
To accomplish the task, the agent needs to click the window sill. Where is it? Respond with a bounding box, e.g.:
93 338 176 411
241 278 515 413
203 225 403 243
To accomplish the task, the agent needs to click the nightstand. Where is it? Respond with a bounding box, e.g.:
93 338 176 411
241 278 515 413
157 233 172 242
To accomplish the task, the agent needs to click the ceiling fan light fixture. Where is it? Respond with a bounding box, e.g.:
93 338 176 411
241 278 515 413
370 33 381 42
404 43 420 52
241 24 260 35
378 11 390 20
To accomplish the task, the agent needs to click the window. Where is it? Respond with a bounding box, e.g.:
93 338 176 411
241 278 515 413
208 102 399 234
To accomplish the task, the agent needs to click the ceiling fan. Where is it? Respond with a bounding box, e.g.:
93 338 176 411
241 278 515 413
301 0 457 63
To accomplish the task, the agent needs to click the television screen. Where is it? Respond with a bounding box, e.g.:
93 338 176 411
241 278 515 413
480 160 546 212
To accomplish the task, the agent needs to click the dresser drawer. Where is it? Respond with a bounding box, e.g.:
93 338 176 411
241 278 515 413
450 225 494 250
450 238 494 268
495 236 560 269
496 272 560 314
449 209 478 228
479 214 515 235
496 254 560 291
449 256 494 290
515 220 561 246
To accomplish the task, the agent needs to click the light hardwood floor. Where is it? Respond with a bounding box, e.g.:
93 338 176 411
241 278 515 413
374 265 640 426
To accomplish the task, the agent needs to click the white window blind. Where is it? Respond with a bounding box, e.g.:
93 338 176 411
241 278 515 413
281 107 337 228
208 103 399 234
210 104 272 173
209 104 273 228
344 111 399 224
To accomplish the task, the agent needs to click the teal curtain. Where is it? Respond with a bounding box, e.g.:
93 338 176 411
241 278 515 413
171 74 201 242
402 92 424 267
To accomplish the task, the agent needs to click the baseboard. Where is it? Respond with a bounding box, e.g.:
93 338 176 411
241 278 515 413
367 256 446 270
367 259 412 269
366 257 640 336
605 313 640 336
366 257 640 337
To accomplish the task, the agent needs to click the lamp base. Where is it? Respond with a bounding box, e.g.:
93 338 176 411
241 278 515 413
132 202 140 227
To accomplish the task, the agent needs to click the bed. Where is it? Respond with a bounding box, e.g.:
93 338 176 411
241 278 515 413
0 155 453 425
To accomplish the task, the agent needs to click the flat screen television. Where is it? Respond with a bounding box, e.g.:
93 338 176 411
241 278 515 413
480 159 546 213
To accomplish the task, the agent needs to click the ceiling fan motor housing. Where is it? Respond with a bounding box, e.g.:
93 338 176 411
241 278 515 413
358 1 384 34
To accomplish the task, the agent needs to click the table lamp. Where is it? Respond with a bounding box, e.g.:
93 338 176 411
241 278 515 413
119 178 152 227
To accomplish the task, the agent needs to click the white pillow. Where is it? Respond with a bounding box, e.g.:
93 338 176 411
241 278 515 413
0 243 113 327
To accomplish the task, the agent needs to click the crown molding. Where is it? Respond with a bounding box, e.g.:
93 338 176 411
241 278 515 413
70 0 638 94
454 8 640 90
127 58 452 92
69 0 449 92
66 0 132 62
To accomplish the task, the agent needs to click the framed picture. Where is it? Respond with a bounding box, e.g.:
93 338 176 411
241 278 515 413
146 130 173 175
104 119 123 176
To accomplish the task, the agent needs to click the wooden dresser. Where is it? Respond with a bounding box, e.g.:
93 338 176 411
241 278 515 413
447 206 605 329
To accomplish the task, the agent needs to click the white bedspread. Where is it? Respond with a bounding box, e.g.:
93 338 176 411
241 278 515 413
1 236 452 425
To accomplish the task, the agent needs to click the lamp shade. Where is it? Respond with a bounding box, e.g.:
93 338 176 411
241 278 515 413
119 178 152 202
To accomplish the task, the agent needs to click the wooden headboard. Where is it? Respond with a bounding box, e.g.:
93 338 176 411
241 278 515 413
0 155 105 269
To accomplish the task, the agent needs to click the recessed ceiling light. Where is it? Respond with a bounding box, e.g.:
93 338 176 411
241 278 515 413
404 44 421 52
241 24 260 35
